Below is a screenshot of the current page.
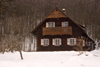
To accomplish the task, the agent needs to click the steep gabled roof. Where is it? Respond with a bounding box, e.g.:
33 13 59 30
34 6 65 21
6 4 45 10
31 7 94 42
31 7 84 34
47 7 67 18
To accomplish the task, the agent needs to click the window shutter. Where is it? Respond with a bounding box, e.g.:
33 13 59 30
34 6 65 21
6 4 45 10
41 39 44 45
53 39 55 45
66 22 68 27
59 39 61 45
53 22 55 27
48 39 49 45
67 39 70 45
74 38 76 45
46 22 49 27
62 22 64 27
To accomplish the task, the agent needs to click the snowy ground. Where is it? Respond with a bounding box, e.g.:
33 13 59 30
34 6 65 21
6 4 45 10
0 49 100 67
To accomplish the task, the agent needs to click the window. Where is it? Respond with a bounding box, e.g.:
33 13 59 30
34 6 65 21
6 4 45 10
87 42 92 46
67 38 76 45
41 39 49 46
49 22 53 27
46 22 55 27
53 38 61 46
62 22 68 27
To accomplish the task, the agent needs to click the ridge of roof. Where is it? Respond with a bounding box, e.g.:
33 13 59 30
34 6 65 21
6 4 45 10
31 7 89 37
31 7 84 33
31 7 94 42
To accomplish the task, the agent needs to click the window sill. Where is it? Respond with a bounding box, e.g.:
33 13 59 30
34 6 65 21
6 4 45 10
53 45 61 46
41 45 49 46
67 44 76 46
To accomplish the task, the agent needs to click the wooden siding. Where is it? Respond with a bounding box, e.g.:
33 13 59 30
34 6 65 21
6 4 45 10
43 27 72 35
32 7 95 51
47 9 67 18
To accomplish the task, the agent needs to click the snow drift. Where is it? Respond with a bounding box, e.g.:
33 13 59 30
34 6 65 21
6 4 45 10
0 49 100 67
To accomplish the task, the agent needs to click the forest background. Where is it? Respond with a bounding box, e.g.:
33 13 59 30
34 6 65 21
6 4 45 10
0 0 100 52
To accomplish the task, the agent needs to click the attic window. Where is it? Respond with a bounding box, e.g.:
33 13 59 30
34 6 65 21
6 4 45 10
46 22 55 27
49 22 53 27
62 22 68 27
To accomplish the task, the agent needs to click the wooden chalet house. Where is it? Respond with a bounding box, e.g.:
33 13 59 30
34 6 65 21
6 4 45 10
31 7 95 51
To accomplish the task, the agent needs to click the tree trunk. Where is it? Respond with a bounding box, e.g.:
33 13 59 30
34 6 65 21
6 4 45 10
19 50 23 60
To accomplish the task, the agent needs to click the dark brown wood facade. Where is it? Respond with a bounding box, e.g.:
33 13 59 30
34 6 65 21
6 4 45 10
31 7 95 51
43 27 72 35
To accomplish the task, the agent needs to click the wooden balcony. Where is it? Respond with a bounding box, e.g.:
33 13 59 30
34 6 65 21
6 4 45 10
43 27 72 35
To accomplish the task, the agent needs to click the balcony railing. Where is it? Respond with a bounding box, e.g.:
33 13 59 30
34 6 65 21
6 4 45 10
43 27 72 35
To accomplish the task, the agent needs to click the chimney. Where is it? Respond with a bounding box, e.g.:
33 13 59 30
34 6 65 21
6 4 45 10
62 8 66 14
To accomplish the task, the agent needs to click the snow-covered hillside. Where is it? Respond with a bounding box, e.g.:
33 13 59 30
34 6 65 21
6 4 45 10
0 49 100 67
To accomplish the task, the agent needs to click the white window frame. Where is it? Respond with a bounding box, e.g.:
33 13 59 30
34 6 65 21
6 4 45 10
52 38 61 46
46 22 55 27
67 38 76 45
62 22 68 27
41 39 49 46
